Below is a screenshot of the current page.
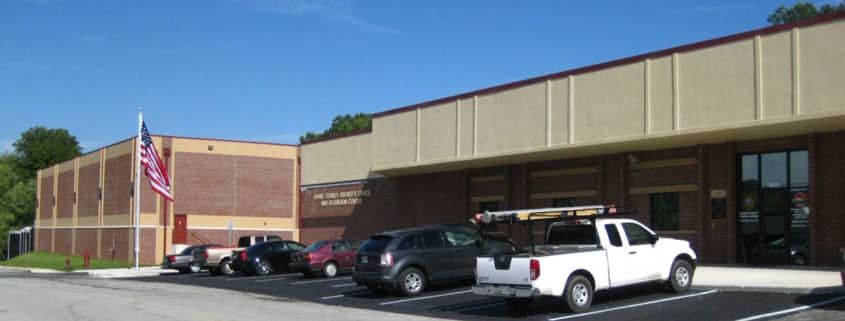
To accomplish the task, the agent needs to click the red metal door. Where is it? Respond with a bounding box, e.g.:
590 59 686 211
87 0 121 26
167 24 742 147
173 214 187 244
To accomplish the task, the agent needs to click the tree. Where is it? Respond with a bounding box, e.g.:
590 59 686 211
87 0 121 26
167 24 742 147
299 113 372 143
13 126 82 178
768 1 845 25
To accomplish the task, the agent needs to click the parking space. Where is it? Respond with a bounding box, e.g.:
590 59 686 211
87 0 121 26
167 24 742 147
136 272 845 321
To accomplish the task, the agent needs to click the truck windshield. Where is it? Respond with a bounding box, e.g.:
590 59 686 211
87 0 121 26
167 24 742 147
547 224 598 245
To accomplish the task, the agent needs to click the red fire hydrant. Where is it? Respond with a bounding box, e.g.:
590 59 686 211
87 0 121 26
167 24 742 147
64 256 72 270
83 249 91 268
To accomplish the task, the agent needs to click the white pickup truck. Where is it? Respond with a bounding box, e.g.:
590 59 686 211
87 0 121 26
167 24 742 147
472 205 697 313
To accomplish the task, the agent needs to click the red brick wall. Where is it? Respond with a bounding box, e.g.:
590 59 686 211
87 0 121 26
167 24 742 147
74 228 98 257
36 228 52 252
104 155 131 215
54 229 72 255
140 228 157 264
77 163 100 218
187 228 294 247
56 171 75 219
174 153 294 217
703 142 737 264
100 228 130 261
39 176 53 220
813 131 845 265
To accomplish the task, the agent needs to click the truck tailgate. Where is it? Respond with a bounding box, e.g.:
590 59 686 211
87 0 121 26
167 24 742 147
476 255 532 286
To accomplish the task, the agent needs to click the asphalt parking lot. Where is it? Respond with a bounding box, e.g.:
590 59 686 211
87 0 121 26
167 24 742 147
137 271 845 321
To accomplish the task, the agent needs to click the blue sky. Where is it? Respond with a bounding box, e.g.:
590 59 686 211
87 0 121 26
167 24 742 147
0 0 831 152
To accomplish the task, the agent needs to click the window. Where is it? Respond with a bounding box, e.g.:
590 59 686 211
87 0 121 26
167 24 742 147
553 197 575 207
604 224 622 247
444 230 476 247
422 231 444 249
398 234 422 250
547 224 598 245
331 241 351 252
270 242 285 253
479 201 499 212
622 223 653 246
651 193 680 230
348 240 363 250
286 241 305 251
267 236 282 242
304 240 328 252
255 236 266 244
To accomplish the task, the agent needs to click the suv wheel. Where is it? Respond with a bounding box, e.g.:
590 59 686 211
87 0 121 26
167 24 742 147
323 262 338 278
219 259 234 276
564 274 593 313
398 267 426 296
189 261 201 273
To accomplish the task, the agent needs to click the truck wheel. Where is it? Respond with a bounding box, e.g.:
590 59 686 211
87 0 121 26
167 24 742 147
564 275 593 313
323 262 338 278
219 259 234 276
398 267 426 296
504 298 532 312
668 259 693 293
189 262 202 273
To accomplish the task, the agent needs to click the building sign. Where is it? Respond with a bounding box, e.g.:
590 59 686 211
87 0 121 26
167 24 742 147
314 190 371 207
790 190 810 229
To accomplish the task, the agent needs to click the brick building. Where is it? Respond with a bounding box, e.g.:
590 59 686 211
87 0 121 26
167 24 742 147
34 136 299 265
299 14 845 266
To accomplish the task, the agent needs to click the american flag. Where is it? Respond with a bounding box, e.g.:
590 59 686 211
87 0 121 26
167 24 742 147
140 122 173 201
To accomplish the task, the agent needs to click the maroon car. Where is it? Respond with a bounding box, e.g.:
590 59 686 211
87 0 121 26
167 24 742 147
289 239 362 278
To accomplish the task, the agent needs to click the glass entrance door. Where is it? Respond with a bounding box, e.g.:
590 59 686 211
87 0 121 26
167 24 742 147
737 150 809 265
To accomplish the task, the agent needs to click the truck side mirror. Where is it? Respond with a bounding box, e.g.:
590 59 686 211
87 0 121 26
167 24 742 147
650 234 660 244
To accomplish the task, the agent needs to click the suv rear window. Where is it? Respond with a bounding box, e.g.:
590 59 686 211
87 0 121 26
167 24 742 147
547 224 598 245
360 235 394 253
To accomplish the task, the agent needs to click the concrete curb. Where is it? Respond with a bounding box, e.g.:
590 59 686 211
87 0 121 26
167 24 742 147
693 285 845 295
0 265 178 278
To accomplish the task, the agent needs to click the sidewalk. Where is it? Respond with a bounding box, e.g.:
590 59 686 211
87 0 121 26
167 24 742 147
694 265 844 294
0 265 178 278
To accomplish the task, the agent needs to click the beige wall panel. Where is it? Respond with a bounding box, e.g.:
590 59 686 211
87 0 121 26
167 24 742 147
477 83 546 154
573 62 645 142
103 214 130 226
140 213 159 226
78 151 102 167
77 216 98 227
105 140 133 159
419 102 457 161
799 20 845 115
373 111 417 166
55 218 73 227
172 138 297 160
549 78 569 145
459 98 474 157
188 215 295 229
39 168 54 178
761 31 793 119
57 159 75 173
679 40 755 129
302 134 379 185
649 57 674 132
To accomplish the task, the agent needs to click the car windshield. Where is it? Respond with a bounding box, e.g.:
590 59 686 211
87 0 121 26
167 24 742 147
359 235 393 253
304 240 328 252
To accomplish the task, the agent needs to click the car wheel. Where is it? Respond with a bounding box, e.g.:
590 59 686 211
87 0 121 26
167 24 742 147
189 262 201 273
257 260 273 276
668 259 693 293
398 267 426 297
323 262 338 278
564 274 593 313
219 259 234 276
504 298 532 312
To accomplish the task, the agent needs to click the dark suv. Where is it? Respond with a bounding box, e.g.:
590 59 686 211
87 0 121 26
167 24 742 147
353 225 479 296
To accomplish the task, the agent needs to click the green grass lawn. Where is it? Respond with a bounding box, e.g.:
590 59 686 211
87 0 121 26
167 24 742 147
0 251 135 271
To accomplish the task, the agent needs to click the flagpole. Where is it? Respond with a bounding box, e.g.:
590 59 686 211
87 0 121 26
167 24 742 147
134 109 143 271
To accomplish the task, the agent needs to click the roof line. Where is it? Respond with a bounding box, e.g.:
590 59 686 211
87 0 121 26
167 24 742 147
299 129 373 145
373 11 845 119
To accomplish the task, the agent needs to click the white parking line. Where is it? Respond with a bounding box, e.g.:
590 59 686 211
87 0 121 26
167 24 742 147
379 289 473 306
547 289 718 321
321 294 345 300
225 272 300 281
254 276 289 282
452 302 506 313
291 276 353 285
734 295 845 321
330 283 358 288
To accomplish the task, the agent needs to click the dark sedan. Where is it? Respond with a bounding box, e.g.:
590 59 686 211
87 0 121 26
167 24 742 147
161 244 218 273
232 240 306 276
